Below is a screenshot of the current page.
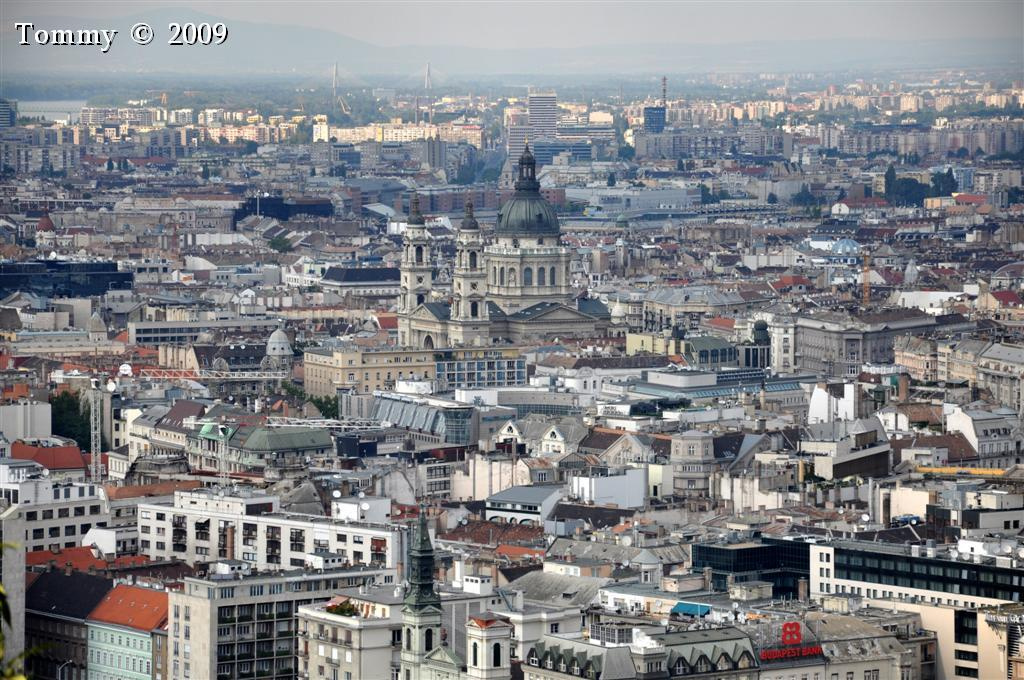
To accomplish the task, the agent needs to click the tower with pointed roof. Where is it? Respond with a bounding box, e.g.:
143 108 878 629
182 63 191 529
398 193 435 346
449 200 489 346
399 509 443 680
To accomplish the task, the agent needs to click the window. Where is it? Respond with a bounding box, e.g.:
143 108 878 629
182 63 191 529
493 642 501 667
472 642 478 666
549 623 559 634
425 629 433 652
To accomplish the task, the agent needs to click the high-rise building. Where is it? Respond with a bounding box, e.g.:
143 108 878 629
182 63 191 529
0 99 17 128
643 105 666 133
506 110 530 160
527 92 557 141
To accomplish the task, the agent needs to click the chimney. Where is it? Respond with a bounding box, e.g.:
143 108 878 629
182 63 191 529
897 373 910 402
65 561 74 576
797 578 809 602
702 566 713 591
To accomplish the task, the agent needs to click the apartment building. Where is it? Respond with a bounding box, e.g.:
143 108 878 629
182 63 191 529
169 560 392 680
0 478 109 553
810 539 1024 679
137 487 406 571
86 584 168 680
304 345 526 397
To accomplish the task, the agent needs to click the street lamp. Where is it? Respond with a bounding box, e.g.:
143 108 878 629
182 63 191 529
57 660 72 680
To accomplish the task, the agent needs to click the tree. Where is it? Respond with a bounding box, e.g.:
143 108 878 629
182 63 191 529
974 147 985 158
676 158 685 172
51 391 90 450
931 168 957 197
792 184 817 207
200 165 210 180
766 192 778 204
617 145 635 161
836 187 847 202
955 146 970 159
268 236 293 253
884 164 896 199
606 172 616 187
889 178 931 206
105 158 114 172
309 167 316 177
310 395 339 419
700 185 718 205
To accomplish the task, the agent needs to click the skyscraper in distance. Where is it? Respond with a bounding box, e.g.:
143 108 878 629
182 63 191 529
527 91 557 142
0 99 17 128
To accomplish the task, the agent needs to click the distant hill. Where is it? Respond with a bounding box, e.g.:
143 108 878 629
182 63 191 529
4 8 1020 78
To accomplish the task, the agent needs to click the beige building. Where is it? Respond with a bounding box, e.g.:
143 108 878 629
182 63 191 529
625 330 684 357
893 335 938 382
303 345 525 398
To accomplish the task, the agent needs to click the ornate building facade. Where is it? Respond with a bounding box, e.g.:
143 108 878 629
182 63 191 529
398 146 607 348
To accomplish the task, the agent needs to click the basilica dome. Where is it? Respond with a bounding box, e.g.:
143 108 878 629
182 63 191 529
495 145 560 238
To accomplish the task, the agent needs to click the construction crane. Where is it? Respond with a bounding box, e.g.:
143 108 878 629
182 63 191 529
89 377 109 482
862 252 871 307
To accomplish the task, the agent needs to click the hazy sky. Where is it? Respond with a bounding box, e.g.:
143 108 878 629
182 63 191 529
12 0 1024 48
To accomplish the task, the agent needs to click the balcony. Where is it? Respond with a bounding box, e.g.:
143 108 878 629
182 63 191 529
325 657 339 666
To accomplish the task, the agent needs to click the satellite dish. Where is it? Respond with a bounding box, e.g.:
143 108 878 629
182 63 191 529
358 491 366 499
950 550 959 560
837 508 844 514
861 514 871 523
732 602 739 610
331 490 342 499
118 363 133 377
1018 548 1024 559
240 344 246 350
106 380 116 393
360 502 370 511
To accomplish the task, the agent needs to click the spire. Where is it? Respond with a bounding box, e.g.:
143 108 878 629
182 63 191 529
408 192 424 226
404 505 440 609
460 199 479 230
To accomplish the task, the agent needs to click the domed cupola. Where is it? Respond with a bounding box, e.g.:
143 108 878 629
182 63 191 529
495 144 560 237
460 200 479 231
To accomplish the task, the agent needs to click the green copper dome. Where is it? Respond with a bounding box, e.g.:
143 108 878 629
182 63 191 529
496 145 560 237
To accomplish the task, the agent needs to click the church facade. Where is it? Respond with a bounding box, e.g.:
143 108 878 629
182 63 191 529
398 146 607 349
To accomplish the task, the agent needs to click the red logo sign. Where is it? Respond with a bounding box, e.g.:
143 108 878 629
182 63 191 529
781 622 802 646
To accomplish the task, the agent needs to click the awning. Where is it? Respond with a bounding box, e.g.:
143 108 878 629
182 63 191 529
670 601 711 617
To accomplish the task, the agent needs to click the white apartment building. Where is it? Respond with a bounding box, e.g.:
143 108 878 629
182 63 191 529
137 487 407 571
0 472 109 554
169 560 393 680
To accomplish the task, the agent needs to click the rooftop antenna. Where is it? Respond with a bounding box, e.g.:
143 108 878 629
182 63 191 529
662 75 667 107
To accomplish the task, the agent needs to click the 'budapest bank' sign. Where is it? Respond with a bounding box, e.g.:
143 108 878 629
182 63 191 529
760 645 824 661
759 621 824 662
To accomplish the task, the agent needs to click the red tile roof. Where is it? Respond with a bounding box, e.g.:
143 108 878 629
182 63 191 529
11 441 86 471
87 584 168 632
26 546 150 572
103 480 202 500
991 290 1023 307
